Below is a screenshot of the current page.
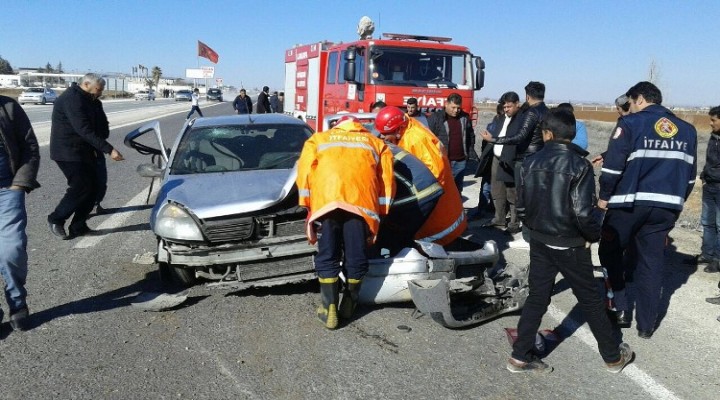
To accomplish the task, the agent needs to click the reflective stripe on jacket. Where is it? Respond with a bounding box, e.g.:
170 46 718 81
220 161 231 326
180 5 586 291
296 120 395 243
398 118 466 245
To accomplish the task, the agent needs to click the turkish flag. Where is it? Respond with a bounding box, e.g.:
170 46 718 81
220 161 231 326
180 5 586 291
198 40 219 64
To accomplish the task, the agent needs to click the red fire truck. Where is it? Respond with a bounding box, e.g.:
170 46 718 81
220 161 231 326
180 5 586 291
284 32 485 131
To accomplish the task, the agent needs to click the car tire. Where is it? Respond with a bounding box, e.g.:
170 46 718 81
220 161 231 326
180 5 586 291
41 97 47 105
158 261 197 287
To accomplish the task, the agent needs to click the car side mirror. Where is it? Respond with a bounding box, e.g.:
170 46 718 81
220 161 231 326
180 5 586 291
137 163 165 178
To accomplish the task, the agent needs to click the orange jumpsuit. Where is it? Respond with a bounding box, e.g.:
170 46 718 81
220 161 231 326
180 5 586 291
398 118 467 245
296 120 395 244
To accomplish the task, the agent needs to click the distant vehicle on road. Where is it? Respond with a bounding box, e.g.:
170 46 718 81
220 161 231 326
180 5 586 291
134 90 156 101
174 90 192 101
18 87 57 105
206 88 223 102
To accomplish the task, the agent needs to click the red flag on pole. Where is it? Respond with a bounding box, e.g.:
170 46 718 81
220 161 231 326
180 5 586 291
198 40 219 64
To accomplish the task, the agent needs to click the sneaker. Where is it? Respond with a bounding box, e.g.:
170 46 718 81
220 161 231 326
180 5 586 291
706 296 720 305
506 357 553 373
606 343 634 373
9 306 30 331
704 260 720 273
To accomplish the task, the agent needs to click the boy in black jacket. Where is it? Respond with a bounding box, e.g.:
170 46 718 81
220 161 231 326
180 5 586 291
507 109 633 374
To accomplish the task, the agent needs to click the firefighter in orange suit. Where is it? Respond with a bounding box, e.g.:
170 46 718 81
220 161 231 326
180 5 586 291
375 106 467 246
296 115 395 329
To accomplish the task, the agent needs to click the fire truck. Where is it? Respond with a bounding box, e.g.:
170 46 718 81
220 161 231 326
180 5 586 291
284 31 485 131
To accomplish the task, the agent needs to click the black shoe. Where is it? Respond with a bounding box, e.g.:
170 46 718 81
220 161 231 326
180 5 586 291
506 225 522 235
704 261 720 273
696 255 713 265
68 224 93 239
613 310 632 327
9 307 30 331
638 329 654 339
48 221 68 240
706 296 720 305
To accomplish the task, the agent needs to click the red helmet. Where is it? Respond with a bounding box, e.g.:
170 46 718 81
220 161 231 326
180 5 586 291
375 106 407 134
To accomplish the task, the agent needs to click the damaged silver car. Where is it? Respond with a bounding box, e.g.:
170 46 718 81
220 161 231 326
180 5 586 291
124 113 529 328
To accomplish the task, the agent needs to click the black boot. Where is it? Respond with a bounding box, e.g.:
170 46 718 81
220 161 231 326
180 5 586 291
339 278 362 319
317 277 340 329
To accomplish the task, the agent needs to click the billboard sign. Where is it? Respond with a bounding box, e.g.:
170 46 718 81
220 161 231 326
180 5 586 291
186 67 215 79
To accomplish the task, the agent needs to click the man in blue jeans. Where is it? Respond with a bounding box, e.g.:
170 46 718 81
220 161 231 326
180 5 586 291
701 107 720 304
0 95 41 331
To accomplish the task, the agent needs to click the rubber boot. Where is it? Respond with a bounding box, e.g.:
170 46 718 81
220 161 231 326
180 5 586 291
317 277 340 329
339 278 362 319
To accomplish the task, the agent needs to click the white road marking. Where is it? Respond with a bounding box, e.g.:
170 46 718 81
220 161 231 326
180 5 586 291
546 304 681 400
74 184 159 249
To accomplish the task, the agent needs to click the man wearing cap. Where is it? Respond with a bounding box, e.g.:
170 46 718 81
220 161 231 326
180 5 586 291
256 86 271 114
296 116 394 329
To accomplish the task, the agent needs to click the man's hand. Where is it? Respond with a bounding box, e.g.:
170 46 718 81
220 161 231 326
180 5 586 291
479 130 493 142
591 155 604 167
597 199 608 210
110 149 124 161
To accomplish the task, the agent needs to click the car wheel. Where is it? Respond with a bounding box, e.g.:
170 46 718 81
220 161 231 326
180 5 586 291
158 261 197 287
41 97 47 105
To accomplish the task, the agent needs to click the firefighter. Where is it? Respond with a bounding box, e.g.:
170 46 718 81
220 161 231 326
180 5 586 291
375 106 467 246
296 115 395 329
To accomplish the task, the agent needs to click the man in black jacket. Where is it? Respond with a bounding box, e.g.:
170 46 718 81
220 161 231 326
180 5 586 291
48 73 124 239
256 86 271 114
701 107 720 279
427 93 475 194
0 95 40 331
507 109 633 374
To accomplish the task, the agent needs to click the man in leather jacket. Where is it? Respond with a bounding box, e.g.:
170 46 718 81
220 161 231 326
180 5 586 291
508 108 633 374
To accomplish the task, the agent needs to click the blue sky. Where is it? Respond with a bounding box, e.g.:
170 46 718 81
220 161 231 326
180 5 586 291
2 0 716 106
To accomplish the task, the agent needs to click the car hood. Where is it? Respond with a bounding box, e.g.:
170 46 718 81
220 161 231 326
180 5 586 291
157 167 298 219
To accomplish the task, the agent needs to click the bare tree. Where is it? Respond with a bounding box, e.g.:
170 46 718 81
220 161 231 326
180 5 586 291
648 59 661 85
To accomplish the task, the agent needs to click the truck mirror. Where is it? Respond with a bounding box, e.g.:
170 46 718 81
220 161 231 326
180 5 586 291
345 46 356 61
474 57 485 90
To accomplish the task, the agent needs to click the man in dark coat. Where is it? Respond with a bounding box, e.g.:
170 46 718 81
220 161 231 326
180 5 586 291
48 73 124 239
256 86 271 114
232 89 253 114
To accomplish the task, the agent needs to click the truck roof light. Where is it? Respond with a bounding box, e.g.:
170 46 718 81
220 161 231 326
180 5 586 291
382 33 452 43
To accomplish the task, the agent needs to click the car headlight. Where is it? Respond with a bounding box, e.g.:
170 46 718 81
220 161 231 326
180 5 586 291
154 203 204 241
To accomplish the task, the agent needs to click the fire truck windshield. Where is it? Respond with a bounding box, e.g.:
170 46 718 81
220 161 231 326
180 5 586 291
369 47 471 89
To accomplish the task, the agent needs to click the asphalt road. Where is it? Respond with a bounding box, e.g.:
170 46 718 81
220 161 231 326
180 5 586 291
0 104 718 399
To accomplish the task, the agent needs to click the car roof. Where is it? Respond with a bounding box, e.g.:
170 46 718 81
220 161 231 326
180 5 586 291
190 113 310 129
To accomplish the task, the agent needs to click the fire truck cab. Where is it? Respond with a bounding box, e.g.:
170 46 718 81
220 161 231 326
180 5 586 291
284 32 485 131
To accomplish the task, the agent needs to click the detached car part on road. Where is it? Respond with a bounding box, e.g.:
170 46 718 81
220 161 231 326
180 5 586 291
124 114 528 328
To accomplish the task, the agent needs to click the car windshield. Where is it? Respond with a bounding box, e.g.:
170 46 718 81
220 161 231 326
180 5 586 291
27 88 44 93
170 124 312 175
209 89 221 94
177 91 191 95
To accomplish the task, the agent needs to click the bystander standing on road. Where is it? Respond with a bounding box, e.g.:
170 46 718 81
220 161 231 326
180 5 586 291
508 108 633 374
256 86 271 114
296 115 394 329
186 88 203 119
48 73 124 240
232 89 253 115
598 81 697 339
700 107 720 307
406 97 428 127
480 82 549 248
427 93 475 194
269 91 280 113
477 92 522 234
0 95 40 331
